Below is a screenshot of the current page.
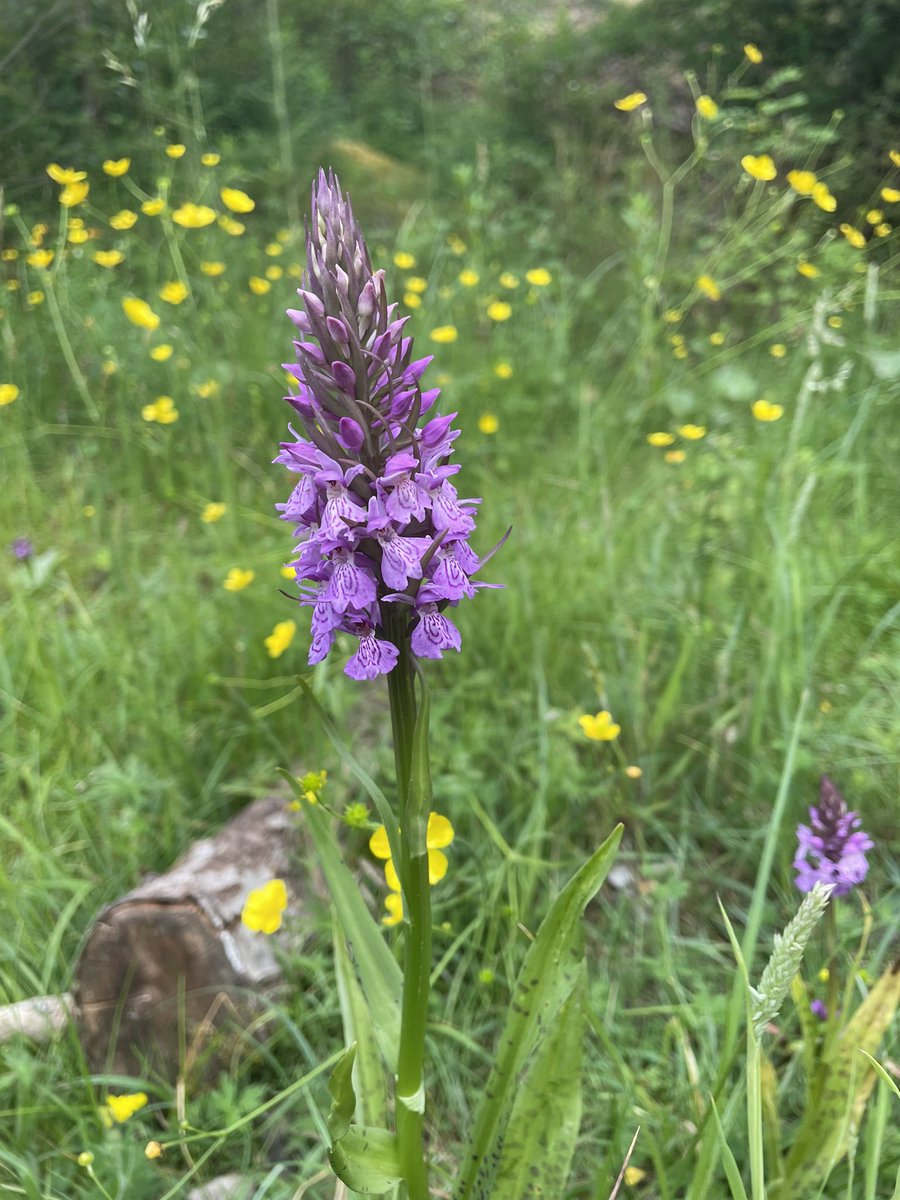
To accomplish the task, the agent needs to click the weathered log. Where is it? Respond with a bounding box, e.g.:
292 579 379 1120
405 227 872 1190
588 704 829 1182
73 794 316 1080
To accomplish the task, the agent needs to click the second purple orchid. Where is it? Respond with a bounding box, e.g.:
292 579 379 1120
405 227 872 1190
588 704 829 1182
274 170 496 679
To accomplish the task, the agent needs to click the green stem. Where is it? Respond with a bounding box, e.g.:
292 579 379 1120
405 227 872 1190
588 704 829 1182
747 1030 766 1200
386 614 432 1200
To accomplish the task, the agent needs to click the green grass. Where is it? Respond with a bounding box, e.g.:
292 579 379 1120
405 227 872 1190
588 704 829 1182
1 30 899 1200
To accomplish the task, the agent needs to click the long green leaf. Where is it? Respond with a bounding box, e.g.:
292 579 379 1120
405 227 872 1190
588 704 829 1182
493 965 586 1200
333 912 388 1129
455 824 623 1200
710 1097 750 1200
329 1126 403 1194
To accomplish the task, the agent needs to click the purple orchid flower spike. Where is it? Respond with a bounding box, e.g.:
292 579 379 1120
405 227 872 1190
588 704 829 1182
793 775 873 897
273 169 498 678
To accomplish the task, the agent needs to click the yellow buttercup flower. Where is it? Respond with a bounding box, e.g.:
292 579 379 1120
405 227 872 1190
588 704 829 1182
145 1141 163 1160
663 308 682 323
194 379 220 398
266 264 284 281
77 1152 94 1168
769 343 787 358
625 765 643 780
743 43 763 64
404 292 422 308
614 92 647 112
150 344 174 362
393 251 416 270
141 198 165 216
839 223 865 249
827 315 843 329
201 152 221 167
880 187 900 204
797 260 819 278
220 187 255 213
458 268 479 287
665 448 686 462
27 290 45 306
218 214 245 236
478 412 499 435
430 325 458 343
752 398 784 422
696 95 718 120
200 502 226 524
525 267 552 286
68 227 90 244
159 280 189 304
241 879 288 934
710 330 726 345
264 619 297 659
110 209 138 230
579 711 621 741
46 164 86 185
249 276 271 295
280 564 296 579
811 183 836 212
741 154 777 182
166 143 186 158
103 158 130 177
787 169 817 195
696 274 721 300
26 249 54 269
265 242 283 256
406 276 428 293
874 222 891 237
499 272 519 289
59 180 89 207
122 297 160 331
890 150 900 168
0 384 20 406
1 248 17 261
224 567 255 591
201 261 226 277
647 432 675 446
494 361 513 379
370 813 455 904
93 250 124 268
866 209 882 225
104 1093 148 1124
142 396 178 424
447 235 467 255
673 345 688 359
382 893 404 926
624 1166 647 1186
487 300 512 321
172 203 217 228
678 424 707 440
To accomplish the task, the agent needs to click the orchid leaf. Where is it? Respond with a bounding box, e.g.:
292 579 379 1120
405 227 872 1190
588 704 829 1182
333 913 388 1129
329 1126 403 1194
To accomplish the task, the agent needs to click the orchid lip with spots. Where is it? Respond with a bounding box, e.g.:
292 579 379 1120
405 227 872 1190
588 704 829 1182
274 169 503 679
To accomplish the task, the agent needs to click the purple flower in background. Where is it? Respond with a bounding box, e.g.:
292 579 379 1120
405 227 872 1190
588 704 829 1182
274 169 497 679
810 999 828 1021
11 537 34 561
794 776 873 897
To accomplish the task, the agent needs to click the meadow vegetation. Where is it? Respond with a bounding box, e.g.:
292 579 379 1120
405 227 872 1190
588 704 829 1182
1 2 898 1196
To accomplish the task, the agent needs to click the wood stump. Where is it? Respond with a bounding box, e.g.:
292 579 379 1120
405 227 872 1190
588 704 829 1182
74 794 315 1080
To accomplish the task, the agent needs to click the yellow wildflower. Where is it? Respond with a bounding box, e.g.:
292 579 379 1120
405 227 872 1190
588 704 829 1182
383 893 404 926
880 187 900 204
101 360 118 376
27 290 45 306
404 292 422 308
166 144 186 158
624 1166 647 1186
811 183 836 212
839 223 865 249
673 345 688 359
752 398 784 422
220 187 255 213
370 813 454 897
224 567 255 591
710 330 726 345
890 150 900 168
826 315 842 329
201 502 227 523
678 424 707 440
31 222 49 244
0 384 20 406
103 158 130 177
145 1141 163 1160
142 396 178 424
865 209 882 225
478 412 499 434
93 249 124 268
696 95 718 120
525 267 552 286
26 249 54 269
46 164 86 184
241 879 288 934
663 308 682 323
141 198 165 216
487 300 512 321
797 260 819 278
647 432 675 447
769 343 787 358
276 228 291 242
665 448 686 463
741 154 777 182
266 264 283 281
218 214 245 236
406 276 428 293
430 325 458 343
280 564 296 579
122 297 160 331
265 242 283 256
172 203 217 228
201 152 220 166
696 274 721 300
59 180 89 207
499 272 519 289
201 261 226 277
110 209 138 230
787 169 817 195
6 279 20 290
393 251 416 269
264 619 297 659
458 268 479 287
249 276 271 295
150 344 174 362
159 280 189 305
494 361 513 379
447 235 467 255
625 765 643 780
68 227 90 244
105 1092 148 1123
195 380 219 398
579 711 621 741
614 92 648 112
874 222 891 237
77 1152 94 1168
1 248 17 261
743 43 763 64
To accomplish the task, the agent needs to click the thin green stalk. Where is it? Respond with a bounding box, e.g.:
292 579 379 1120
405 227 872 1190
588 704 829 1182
747 1026 766 1200
44 279 98 421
